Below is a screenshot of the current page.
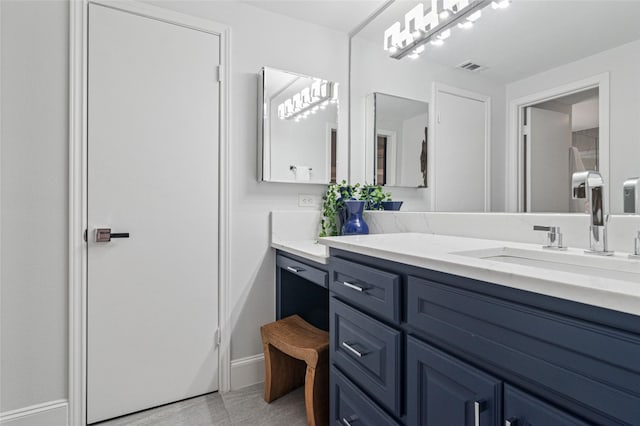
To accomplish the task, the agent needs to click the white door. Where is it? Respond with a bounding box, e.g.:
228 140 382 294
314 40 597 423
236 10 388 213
87 4 220 423
434 88 489 211
526 107 571 212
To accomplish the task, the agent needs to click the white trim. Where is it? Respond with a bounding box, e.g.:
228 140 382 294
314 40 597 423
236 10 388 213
69 2 231 425
0 400 68 426
506 72 610 213
230 354 265 391
431 82 492 212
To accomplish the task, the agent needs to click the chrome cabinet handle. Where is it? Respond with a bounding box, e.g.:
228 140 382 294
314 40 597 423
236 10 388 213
341 341 365 358
286 266 304 273
342 281 364 292
342 415 358 426
505 417 518 426
474 400 486 426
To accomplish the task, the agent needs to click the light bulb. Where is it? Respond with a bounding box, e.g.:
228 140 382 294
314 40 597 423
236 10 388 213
415 45 425 54
430 39 444 46
439 29 451 40
458 21 473 29
389 46 398 54
439 10 450 19
408 52 420 59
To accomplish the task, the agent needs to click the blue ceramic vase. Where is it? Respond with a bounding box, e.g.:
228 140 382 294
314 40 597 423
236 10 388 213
341 200 369 235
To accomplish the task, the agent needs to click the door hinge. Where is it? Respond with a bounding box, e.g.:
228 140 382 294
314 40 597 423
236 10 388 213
216 65 223 83
522 124 530 136
214 328 221 349
437 112 441 124
84 229 88 242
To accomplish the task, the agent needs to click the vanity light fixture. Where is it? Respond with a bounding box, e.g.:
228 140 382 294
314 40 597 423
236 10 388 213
277 80 338 122
384 0 510 60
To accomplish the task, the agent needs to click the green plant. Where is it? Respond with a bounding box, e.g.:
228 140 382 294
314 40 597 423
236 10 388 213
360 184 392 210
319 180 360 237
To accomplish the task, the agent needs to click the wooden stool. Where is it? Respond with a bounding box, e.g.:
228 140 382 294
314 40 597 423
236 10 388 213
260 315 329 426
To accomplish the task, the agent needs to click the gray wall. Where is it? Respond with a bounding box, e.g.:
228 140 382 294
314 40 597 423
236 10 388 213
1 0 69 412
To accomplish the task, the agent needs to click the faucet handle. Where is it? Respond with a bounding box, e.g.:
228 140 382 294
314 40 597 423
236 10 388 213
533 225 567 250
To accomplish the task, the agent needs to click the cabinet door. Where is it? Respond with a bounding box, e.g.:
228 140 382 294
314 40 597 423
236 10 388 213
503 384 590 426
407 336 501 426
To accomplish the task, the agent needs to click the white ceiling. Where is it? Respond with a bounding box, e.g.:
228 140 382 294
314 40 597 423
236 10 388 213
241 0 389 33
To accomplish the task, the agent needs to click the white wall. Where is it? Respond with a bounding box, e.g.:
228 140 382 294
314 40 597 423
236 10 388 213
507 39 640 213
0 0 69 415
146 0 349 365
350 36 507 212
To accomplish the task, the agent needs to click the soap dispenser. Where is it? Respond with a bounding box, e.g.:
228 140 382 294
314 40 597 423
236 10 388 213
623 177 640 213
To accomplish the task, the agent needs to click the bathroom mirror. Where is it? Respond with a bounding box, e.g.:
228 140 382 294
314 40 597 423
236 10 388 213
350 0 640 213
259 67 339 184
366 93 429 188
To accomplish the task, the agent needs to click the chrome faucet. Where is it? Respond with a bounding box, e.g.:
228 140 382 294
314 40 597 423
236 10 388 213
571 171 613 255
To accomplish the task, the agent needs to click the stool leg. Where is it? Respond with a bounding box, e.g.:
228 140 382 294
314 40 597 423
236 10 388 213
304 362 328 426
263 343 305 403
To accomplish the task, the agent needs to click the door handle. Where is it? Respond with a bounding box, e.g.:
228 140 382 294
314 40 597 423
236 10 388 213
95 228 130 242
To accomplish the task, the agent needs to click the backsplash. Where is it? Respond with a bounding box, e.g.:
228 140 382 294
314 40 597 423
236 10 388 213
271 210 640 254
365 211 640 254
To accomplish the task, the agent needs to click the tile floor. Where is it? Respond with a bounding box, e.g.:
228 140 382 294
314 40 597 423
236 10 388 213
93 383 307 426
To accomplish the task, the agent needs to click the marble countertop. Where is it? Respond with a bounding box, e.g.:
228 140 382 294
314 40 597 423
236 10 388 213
271 239 329 264
319 233 640 316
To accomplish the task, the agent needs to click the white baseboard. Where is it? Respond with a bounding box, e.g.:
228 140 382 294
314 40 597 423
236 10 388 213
0 400 68 426
230 353 265 391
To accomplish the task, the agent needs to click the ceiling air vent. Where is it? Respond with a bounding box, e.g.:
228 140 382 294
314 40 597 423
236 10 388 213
457 61 487 72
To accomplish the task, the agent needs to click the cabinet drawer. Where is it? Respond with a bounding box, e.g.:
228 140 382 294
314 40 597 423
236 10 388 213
277 254 328 288
504 384 589 426
407 336 501 426
330 366 400 426
407 275 640 425
329 257 400 323
330 297 402 416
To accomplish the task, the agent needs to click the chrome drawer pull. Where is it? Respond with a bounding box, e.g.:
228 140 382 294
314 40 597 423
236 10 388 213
341 341 366 358
286 266 304 273
342 415 358 426
342 281 364 292
505 418 518 426
474 400 486 426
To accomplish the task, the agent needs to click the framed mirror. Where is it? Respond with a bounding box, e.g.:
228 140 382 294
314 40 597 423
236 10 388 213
258 67 339 184
366 93 429 188
350 0 640 213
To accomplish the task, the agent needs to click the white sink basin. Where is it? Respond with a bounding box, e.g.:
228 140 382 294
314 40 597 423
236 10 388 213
454 247 640 283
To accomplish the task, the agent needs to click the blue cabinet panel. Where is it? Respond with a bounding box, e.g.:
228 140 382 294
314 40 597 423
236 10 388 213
503 384 590 426
330 366 400 426
406 275 640 424
330 297 402 416
329 256 401 324
407 336 501 426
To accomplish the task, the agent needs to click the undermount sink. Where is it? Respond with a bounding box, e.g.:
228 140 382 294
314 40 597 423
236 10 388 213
454 247 640 283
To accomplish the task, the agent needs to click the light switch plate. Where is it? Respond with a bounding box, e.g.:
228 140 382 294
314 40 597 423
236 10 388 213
298 194 322 208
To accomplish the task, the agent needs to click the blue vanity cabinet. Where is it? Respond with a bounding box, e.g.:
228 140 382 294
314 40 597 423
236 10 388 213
326 248 640 426
407 336 501 426
275 250 329 331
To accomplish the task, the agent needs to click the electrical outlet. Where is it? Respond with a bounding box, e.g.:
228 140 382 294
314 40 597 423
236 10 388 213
298 194 321 208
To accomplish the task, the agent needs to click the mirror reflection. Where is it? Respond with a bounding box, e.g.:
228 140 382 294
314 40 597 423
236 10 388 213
367 93 429 188
351 0 640 213
259 67 338 184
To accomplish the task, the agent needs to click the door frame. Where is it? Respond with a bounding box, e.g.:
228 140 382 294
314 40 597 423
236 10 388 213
506 72 610 212
431 82 492 212
69 2 231 425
